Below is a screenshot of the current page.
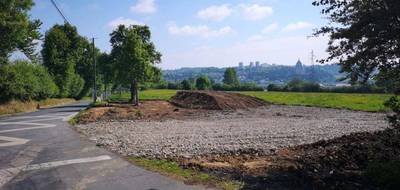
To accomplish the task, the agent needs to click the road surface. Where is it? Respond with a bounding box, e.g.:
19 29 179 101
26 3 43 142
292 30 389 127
0 101 204 190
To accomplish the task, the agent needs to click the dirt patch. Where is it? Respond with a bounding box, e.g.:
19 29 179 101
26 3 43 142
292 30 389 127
180 128 400 189
75 100 211 124
169 91 267 110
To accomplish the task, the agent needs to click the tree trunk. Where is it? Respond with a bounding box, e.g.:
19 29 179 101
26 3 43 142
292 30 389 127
130 80 139 105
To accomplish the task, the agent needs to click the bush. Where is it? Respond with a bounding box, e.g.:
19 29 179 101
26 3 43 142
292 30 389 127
181 80 193 90
212 83 264 91
0 61 59 102
68 73 84 99
196 76 212 90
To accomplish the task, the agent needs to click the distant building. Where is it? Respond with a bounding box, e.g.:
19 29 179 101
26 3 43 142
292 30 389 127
255 61 260 67
238 62 244 69
295 59 305 75
249 62 254 67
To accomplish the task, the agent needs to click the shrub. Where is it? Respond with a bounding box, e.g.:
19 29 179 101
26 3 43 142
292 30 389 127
68 73 84 99
181 80 193 90
0 61 59 102
196 76 212 90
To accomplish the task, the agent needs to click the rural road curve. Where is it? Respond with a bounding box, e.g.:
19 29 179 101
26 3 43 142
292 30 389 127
0 101 204 190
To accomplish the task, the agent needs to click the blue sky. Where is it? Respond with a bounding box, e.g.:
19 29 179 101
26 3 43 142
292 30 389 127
30 0 329 69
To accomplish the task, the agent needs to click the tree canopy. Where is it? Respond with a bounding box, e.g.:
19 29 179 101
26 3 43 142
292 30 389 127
0 0 41 64
110 25 162 104
41 24 94 99
196 76 212 90
313 0 400 89
223 68 239 86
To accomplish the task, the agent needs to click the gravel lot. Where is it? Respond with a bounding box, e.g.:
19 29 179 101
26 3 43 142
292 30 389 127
75 105 389 158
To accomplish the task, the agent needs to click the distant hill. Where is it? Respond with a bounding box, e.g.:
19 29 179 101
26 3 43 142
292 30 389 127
163 62 344 87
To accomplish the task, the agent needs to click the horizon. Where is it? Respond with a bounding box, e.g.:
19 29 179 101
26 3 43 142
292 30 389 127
18 0 329 70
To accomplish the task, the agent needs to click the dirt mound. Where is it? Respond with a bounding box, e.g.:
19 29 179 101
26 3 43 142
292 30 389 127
169 91 267 110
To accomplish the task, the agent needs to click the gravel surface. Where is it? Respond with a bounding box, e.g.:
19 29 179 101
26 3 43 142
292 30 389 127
75 105 389 158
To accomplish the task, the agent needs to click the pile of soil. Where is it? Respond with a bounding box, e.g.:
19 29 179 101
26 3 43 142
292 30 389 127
181 128 400 189
169 91 267 110
75 101 211 124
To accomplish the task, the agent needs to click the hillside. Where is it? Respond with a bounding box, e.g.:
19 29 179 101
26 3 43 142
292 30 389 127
163 63 343 86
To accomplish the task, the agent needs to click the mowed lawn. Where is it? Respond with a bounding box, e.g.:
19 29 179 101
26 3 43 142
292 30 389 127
110 90 392 112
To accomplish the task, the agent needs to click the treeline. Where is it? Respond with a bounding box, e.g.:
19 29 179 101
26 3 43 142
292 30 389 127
267 79 386 94
0 1 161 105
142 68 263 91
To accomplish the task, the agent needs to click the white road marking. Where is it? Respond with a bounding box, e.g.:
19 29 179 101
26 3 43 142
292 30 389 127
0 155 112 187
0 136 29 147
0 125 56 134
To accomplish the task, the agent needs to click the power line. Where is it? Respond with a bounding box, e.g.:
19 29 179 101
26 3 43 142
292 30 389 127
50 0 70 24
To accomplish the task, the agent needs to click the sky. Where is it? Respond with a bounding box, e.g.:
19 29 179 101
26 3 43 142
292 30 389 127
29 0 330 69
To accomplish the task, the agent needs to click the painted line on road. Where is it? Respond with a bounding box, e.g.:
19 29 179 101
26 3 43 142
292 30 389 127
0 125 56 134
0 155 112 187
0 136 29 147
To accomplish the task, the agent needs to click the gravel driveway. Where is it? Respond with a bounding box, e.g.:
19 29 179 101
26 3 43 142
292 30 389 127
75 105 389 158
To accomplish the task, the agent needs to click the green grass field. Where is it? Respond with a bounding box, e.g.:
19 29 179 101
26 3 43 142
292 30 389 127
109 89 392 112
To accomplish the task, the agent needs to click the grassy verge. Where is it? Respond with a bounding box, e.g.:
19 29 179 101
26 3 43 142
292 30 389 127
0 98 76 116
128 157 242 190
108 89 391 112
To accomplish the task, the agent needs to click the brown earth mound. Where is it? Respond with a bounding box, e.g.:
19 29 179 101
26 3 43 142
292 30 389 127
74 100 212 124
169 91 267 110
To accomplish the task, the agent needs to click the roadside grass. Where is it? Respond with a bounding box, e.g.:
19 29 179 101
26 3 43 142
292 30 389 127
0 98 76 116
108 89 391 112
128 157 242 190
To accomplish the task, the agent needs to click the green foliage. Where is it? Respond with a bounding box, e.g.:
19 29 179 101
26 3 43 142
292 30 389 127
385 96 400 128
110 25 162 104
42 23 95 99
181 79 193 90
365 161 400 189
0 61 58 102
0 0 41 63
223 68 239 86
212 83 263 91
195 76 212 90
313 0 400 86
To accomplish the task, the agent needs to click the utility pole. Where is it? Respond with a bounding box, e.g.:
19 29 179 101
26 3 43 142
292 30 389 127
92 38 97 103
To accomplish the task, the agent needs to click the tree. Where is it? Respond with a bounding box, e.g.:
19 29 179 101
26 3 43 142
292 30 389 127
223 68 239 86
196 76 212 90
0 0 41 64
110 25 161 105
41 24 95 99
98 52 114 97
313 0 400 126
181 79 193 90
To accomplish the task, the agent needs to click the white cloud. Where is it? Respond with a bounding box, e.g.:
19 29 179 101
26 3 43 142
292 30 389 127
130 0 157 14
239 4 273 21
283 22 314 31
197 4 233 21
168 23 234 38
262 23 278 33
107 17 144 29
161 36 329 69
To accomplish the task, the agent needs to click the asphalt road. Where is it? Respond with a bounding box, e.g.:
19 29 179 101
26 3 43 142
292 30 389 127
0 101 204 190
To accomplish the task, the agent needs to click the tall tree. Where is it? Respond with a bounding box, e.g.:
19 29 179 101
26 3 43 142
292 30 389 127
98 52 114 97
0 0 41 64
223 68 239 86
110 25 161 105
313 0 400 126
41 24 88 98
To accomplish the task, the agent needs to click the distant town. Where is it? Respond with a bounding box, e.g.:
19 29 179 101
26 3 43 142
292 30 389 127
163 60 348 87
